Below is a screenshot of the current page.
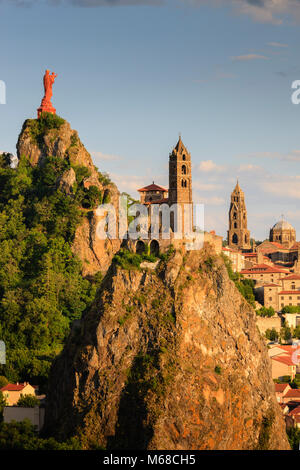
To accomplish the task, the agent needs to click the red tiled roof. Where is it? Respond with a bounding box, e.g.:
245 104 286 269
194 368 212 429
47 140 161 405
289 405 300 416
222 247 242 254
272 356 295 366
282 274 300 281
241 263 289 274
278 291 300 295
263 283 281 287
1 383 29 392
138 183 167 192
284 389 300 398
270 242 285 249
275 383 290 393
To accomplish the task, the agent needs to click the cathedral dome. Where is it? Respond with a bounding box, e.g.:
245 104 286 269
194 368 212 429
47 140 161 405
272 220 295 231
269 218 296 248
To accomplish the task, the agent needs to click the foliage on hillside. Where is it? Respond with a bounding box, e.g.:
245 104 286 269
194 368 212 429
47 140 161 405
221 253 256 307
0 150 103 385
0 420 81 450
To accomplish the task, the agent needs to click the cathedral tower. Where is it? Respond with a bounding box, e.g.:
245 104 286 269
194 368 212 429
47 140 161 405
168 136 193 234
228 181 251 250
168 136 192 205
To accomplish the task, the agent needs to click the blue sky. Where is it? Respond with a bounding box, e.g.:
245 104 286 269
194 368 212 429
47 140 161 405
2 0 300 240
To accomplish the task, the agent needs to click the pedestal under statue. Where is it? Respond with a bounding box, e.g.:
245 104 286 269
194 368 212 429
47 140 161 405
37 70 57 119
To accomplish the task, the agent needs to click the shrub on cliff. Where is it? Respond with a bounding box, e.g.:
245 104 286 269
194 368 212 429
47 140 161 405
0 153 98 384
28 113 65 146
222 254 256 307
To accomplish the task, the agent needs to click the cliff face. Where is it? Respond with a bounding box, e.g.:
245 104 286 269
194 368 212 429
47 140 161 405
44 248 290 450
17 116 121 275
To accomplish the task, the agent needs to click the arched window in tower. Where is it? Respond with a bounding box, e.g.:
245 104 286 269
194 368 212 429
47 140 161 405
234 222 237 229
232 233 238 245
182 154 186 161
245 235 248 244
233 212 237 219
181 179 187 188
182 165 186 175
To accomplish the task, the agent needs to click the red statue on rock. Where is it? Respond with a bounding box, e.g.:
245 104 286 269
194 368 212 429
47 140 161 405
37 70 57 119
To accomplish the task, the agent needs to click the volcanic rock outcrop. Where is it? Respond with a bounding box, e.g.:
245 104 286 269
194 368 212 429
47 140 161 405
44 248 290 450
17 116 121 275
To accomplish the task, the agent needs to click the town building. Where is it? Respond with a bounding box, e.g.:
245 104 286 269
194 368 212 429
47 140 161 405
240 263 290 285
269 345 300 380
255 274 300 314
222 246 245 272
0 382 37 406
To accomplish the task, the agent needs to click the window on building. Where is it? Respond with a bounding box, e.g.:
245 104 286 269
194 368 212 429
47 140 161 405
269 297 272 301
181 165 187 175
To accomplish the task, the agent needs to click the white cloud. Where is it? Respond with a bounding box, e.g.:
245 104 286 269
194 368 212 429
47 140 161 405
267 41 288 47
237 163 262 172
261 176 300 200
198 160 225 172
231 54 269 61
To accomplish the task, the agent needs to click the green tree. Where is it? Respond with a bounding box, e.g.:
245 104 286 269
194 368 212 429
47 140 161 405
256 306 275 318
282 305 300 313
265 328 279 341
280 326 292 343
17 394 40 408
0 420 81 450
287 427 300 450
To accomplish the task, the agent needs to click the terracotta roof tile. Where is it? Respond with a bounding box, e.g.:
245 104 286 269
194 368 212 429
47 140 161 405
1 383 28 392
278 291 300 295
275 383 290 393
272 356 296 366
282 274 300 280
284 389 300 398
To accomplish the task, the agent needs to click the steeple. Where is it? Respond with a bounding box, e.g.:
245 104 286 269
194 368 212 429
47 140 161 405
227 181 251 251
169 136 192 205
168 136 193 234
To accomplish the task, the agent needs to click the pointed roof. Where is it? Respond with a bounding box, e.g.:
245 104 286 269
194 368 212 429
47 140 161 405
174 135 189 156
138 183 168 192
232 179 244 195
